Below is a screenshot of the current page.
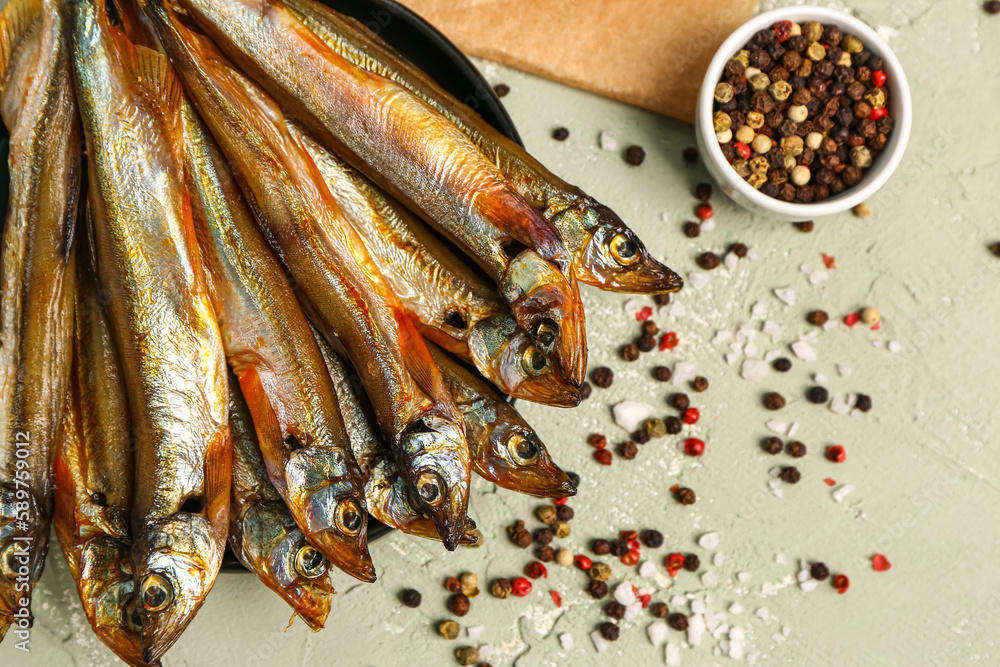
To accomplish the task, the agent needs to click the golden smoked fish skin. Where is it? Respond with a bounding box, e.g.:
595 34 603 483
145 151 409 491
72 1 230 661
175 0 588 386
138 0 470 550
182 103 373 583
53 211 143 667
427 344 576 499
227 380 335 630
0 0 80 641
282 0 683 296
291 124 580 408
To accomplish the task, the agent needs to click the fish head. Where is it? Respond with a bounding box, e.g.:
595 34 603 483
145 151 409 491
575 206 684 294
500 251 587 386
76 537 145 666
132 513 221 664
0 487 48 629
401 414 470 551
467 315 581 408
284 446 374 583
462 402 577 499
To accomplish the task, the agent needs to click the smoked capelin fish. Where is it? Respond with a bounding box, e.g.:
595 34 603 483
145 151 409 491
175 0 589 385
227 380 335 630
427 343 576 499
311 328 478 546
281 0 684 295
291 123 581 408
53 212 144 667
0 0 79 642
72 0 231 661
181 102 374 583
137 0 471 550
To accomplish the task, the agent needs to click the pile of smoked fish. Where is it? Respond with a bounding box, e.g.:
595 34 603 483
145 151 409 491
0 0 682 662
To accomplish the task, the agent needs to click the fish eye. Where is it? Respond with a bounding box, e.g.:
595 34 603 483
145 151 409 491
335 499 364 536
122 597 143 632
507 433 539 465
609 234 639 265
294 545 328 579
521 346 548 376
0 544 19 580
534 320 559 354
140 574 174 612
415 471 444 507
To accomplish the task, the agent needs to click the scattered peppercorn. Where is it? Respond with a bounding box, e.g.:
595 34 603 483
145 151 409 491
557 505 574 522
580 382 592 400
670 393 691 410
684 438 705 457
807 386 829 403
535 545 555 563
990 242 1000 258
641 530 664 548
599 622 620 641
675 487 696 505
987 0 1000 13
795 220 815 232
445 576 462 593
511 577 532 597
588 580 609 599
605 601 626 620
636 335 656 352
448 593 470 617
683 221 701 238
592 539 611 555
763 436 783 455
692 376 709 392
807 310 830 326
646 418 668 439
779 466 801 484
632 429 651 445
695 203 713 221
534 527 554 546
625 145 646 166
667 613 689 631
683 554 701 572
773 357 792 372
439 620 461 640
400 589 422 608
764 392 787 410
592 366 614 388
682 147 699 163
810 562 831 581
587 433 607 449
826 445 846 463
856 393 873 412
860 307 880 325
833 573 850 594
493 83 510 97
552 127 570 141
665 416 683 435
854 202 871 218
590 562 612 581
730 243 748 258
555 548 574 567
650 602 669 618
610 539 629 558
455 646 479 666
537 505 558 524
507 520 532 548
642 320 660 337
654 366 673 382
524 561 547 580
697 251 721 270
622 343 640 362
459 573 478 597
553 521 571 538
694 183 712 202
654 293 671 306
617 440 639 460
491 578 512 599
787 441 807 458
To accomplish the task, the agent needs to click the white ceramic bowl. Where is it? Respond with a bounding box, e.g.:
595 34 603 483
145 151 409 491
695 6 912 220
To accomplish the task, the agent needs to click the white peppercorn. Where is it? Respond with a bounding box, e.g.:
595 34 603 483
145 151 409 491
864 88 886 109
806 42 826 61
751 133 772 154
805 131 823 150
802 21 822 42
854 202 872 218
715 129 733 143
735 125 755 144
780 135 804 157
714 82 734 103
746 111 765 130
734 49 751 66
840 34 863 54
768 80 792 102
749 72 770 92
787 104 808 123
835 51 852 66
789 22 802 36
850 145 872 168
732 159 751 178
744 66 761 80
783 155 798 171
790 165 811 186
555 548 574 567
747 172 768 189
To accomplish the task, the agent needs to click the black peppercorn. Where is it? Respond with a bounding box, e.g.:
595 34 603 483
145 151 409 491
534 527 554 546
694 182 713 201
697 252 721 270
730 243 748 258
795 221 814 232
641 320 660 337
650 602 669 618
636 335 656 353
787 441 807 458
668 613 689 631
807 386 829 404
807 310 829 326
675 487 696 505
810 562 831 581
605 601 626 621
588 580 609 599
773 357 792 372
622 344 640 362
632 429 651 445
778 467 801 484
670 393 690 410
856 393 873 412
599 622 620 642
556 505 574 522
682 147 699 163
449 593 470 617
535 545 555 562
625 145 646 166
763 436 783 455
552 127 570 141
683 554 701 572
400 589 422 608
493 83 510 97
580 382 592 401
610 539 630 558
654 293 671 306
764 392 787 411
618 440 638 460
692 376 709 392
641 530 664 548
654 366 673 382
683 221 701 238
592 367 613 388
592 539 611 555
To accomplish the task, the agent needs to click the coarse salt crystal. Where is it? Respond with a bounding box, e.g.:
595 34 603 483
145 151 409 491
729 602 743 615
810 270 828 285
648 621 669 646
889 340 902 353
751 302 767 318
730 638 744 659
624 600 643 622
690 271 710 290
699 532 721 550
796 569 812 583
838 364 852 377
669 301 686 318
756 607 770 621
701 219 716 233
666 643 681 665
725 352 739 366
590 631 609 653
775 554 785 564
730 626 745 641
613 401 651 433
773 287 796 306
479 646 495 659
783 625 791 637
702 572 718 587
739 571 752 583
823 319 839 331
766 420 787 434
713 330 733 345
713 553 725 567
799 578 820 592
467 626 485 639
673 362 696 386
614 581 637 606
787 422 799 438
772 633 786 644
762 320 782 341
764 349 781 362
724 253 739 272
833 484 855 503
741 360 770 381
744 340 757 357
639 560 658 579
814 373 828 385
847 393 858 407
729 342 743 354
791 340 817 362
799 263 812 275
769 485 783 499
671 595 688 606
656 573 673 588
623 298 645 315
560 633 574 650
599 130 619 151
688 614 707 646
691 600 706 614
830 397 850 414
747 247 759 260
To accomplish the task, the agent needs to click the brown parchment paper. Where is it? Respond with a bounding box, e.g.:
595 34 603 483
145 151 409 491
401 0 759 123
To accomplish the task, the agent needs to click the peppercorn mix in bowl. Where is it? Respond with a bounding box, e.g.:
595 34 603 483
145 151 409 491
695 6 911 219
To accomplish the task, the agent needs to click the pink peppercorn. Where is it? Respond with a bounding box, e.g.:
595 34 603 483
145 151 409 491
873 70 887 87
682 408 700 425
511 577 533 597
684 438 705 457
695 204 714 221
524 562 548 579
869 107 888 121
574 555 593 570
826 445 846 463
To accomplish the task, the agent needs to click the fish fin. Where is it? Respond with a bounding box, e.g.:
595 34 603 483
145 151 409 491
238 367 290 498
417 323 473 362
118 42 184 141
395 311 453 409
0 0 40 88
203 426 232 544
